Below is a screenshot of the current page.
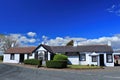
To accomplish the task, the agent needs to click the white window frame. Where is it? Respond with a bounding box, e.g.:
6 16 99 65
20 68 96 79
38 50 44 60
10 54 15 60
106 54 113 63
92 56 97 62
80 53 86 61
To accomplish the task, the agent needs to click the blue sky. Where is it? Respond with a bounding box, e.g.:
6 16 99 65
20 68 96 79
1 0 120 49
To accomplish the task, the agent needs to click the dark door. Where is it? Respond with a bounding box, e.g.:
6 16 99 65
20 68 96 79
100 54 104 66
20 54 24 63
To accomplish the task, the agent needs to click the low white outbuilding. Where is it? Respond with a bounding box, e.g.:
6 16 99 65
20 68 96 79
3 44 114 67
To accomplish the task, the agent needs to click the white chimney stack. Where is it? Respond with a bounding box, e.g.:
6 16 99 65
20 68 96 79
11 43 14 47
74 41 78 47
108 41 111 46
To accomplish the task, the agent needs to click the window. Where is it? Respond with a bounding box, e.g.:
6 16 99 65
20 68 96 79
29 54 32 56
38 51 44 60
27 54 29 59
80 54 86 61
107 54 113 63
10 54 14 60
92 56 97 62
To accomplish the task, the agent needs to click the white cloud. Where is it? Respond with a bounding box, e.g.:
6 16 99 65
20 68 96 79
107 4 120 16
29 39 36 43
7 33 120 50
41 34 120 50
27 32 36 37
42 35 48 40
8 32 39 46
41 36 87 46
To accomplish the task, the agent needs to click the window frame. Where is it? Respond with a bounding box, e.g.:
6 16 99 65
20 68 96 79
106 54 113 63
38 50 46 60
38 51 44 60
10 54 15 60
92 56 97 62
80 53 86 61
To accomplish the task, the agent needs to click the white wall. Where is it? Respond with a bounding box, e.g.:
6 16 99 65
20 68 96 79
68 56 79 65
31 46 51 60
80 53 90 65
88 53 114 67
48 52 51 60
68 53 99 65
24 54 28 60
29 53 35 59
104 54 114 67
3 54 20 63
38 46 47 51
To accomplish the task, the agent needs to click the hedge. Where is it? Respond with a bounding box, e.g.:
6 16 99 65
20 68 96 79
46 60 67 68
53 54 68 61
24 59 42 67
0 56 3 61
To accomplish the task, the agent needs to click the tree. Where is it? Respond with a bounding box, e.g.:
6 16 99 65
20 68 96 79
0 34 19 52
66 40 74 46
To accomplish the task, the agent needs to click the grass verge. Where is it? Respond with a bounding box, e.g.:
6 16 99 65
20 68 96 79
68 65 103 69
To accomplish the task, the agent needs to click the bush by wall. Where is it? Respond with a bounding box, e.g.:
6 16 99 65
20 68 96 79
0 56 3 61
24 59 42 67
46 60 67 68
53 54 68 61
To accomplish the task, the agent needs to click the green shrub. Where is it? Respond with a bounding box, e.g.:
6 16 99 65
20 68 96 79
91 64 94 66
0 56 3 61
24 59 42 67
46 60 67 68
53 54 68 61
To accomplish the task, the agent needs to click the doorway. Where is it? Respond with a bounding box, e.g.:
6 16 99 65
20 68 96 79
20 54 24 63
99 54 104 66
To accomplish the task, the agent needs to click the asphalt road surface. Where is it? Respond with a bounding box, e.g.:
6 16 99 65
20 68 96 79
1 63 120 80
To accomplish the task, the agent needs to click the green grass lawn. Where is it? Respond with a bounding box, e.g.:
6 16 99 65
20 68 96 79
68 65 103 69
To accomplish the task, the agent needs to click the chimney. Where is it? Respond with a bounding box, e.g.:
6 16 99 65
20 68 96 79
11 43 14 47
74 41 78 47
108 41 111 46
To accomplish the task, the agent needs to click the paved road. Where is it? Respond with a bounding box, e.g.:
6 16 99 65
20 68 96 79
1 64 120 80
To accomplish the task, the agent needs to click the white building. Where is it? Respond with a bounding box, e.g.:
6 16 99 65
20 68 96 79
3 44 114 67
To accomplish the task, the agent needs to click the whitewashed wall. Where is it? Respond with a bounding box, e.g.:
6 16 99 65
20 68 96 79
89 56 98 66
80 53 90 65
33 46 51 60
48 52 51 60
24 54 28 60
38 46 47 51
104 54 114 67
29 53 35 59
68 56 79 65
88 53 114 67
3 54 20 63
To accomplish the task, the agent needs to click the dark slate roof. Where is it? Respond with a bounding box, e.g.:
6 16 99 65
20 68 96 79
41 44 113 53
5 44 113 54
76 45 113 53
5 47 36 54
